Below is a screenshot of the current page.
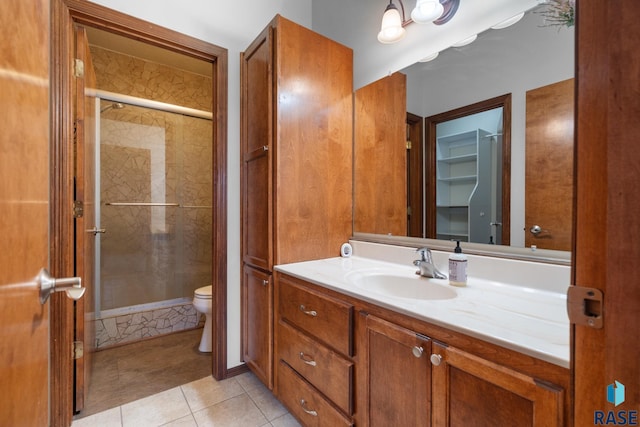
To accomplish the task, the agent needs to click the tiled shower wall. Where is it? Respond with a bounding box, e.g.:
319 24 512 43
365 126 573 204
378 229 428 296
91 45 213 348
94 302 204 349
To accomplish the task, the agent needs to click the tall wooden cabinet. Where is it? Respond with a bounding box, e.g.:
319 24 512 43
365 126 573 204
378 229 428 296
240 15 353 389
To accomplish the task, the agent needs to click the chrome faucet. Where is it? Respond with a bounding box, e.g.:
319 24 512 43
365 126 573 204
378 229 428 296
413 247 447 279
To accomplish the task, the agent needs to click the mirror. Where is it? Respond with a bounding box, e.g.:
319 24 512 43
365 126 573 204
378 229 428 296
354 5 574 255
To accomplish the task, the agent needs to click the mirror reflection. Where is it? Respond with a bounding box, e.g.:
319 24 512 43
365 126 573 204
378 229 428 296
433 106 505 245
354 5 574 251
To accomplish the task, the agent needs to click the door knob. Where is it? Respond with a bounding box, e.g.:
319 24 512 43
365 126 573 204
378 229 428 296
529 225 550 235
37 268 85 304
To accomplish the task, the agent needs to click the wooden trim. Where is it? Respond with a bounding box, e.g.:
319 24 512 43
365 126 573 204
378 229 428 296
424 94 512 245
406 112 424 238
50 2 229 423
225 363 250 378
50 1 77 425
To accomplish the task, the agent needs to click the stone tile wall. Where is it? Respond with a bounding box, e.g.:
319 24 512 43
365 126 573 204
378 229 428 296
95 302 204 349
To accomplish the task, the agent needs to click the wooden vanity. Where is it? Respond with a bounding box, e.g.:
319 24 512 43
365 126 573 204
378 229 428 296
273 272 570 427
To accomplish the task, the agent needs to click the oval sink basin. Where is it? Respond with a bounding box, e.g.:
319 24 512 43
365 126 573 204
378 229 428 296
346 270 457 301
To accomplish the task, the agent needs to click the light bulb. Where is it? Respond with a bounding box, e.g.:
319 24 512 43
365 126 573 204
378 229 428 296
378 4 406 43
411 0 444 24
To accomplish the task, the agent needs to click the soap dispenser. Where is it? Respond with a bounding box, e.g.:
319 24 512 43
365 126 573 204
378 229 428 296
448 241 467 287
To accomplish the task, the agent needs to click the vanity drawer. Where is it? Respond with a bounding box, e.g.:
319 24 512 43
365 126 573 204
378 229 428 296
278 275 353 355
278 320 353 415
277 360 353 427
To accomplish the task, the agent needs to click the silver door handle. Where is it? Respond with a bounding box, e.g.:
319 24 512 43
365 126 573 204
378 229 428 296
37 268 85 304
529 225 549 235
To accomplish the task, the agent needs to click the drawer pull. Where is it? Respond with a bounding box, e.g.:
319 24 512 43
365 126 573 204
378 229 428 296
299 304 317 317
300 399 318 417
299 352 317 367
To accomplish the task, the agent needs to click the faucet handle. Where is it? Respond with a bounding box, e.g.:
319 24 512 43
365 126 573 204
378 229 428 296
416 247 432 262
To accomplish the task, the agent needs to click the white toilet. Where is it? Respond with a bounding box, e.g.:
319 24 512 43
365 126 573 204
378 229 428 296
193 285 213 352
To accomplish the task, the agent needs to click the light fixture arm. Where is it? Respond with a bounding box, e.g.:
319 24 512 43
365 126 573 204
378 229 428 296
397 0 409 26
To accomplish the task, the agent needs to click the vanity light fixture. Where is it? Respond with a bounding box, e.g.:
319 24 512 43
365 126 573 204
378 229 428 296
491 12 525 29
378 0 460 44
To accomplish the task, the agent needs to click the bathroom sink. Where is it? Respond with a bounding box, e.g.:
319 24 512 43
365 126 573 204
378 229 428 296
346 269 457 301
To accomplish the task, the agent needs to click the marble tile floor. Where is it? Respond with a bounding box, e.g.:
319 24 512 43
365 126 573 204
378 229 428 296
71 372 302 427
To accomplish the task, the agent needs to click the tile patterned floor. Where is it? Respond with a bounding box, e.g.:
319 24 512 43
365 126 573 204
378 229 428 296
71 371 302 427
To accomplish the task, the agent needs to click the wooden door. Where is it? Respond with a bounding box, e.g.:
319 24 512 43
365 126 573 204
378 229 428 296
354 72 407 236
430 342 564 427
525 79 574 251
573 1 640 424
0 0 51 425
363 315 431 427
73 25 97 413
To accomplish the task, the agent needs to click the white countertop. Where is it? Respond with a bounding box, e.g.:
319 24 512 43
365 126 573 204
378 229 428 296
275 256 570 368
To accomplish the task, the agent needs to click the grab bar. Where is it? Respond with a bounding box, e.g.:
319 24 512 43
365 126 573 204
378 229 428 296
105 202 180 207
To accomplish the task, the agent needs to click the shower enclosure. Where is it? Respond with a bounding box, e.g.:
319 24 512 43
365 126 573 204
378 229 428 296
94 92 213 348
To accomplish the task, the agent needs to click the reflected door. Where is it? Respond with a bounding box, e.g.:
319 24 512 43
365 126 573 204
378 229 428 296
525 79 574 251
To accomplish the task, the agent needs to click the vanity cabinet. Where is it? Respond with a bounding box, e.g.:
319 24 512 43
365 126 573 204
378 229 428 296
436 129 492 242
361 314 431 426
274 273 354 426
430 341 564 427
240 15 353 389
361 314 565 427
273 273 569 427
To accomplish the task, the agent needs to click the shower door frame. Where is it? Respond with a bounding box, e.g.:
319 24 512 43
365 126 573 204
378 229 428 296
51 1 229 423
95 92 214 318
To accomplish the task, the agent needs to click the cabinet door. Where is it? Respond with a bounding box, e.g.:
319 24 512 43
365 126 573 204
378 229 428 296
241 265 273 388
241 27 273 271
431 342 563 427
363 315 431 427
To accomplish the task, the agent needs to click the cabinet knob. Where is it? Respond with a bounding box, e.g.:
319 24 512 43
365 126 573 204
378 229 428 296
430 354 443 366
299 304 317 317
412 346 424 358
299 399 318 417
262 279 269 286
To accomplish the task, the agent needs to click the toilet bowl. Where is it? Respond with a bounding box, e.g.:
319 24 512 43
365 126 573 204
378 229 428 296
193 285 213 352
